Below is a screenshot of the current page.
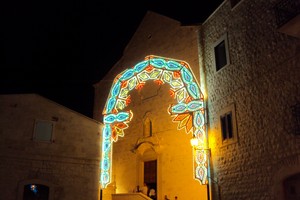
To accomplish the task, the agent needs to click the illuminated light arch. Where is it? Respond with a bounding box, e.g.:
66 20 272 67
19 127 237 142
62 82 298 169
100 55 207 188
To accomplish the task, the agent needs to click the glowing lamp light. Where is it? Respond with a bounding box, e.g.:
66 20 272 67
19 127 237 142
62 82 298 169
30 184 38 194
190 137 199 147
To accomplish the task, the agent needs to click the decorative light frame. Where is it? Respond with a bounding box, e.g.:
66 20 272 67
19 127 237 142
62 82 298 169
100 55 208 188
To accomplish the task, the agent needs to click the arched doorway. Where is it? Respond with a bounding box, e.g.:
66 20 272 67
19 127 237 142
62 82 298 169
144 159 157 198
17 179 55 200
23 184 49 200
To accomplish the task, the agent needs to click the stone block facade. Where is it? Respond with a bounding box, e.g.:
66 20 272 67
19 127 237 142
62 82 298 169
0 94 102 200
200 0 300 199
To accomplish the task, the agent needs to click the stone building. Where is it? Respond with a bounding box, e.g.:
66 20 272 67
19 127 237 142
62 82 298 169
201 0 300 199
94 0 300 200
0 94 102 200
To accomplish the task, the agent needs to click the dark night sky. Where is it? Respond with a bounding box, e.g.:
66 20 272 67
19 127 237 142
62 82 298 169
0 0 223 119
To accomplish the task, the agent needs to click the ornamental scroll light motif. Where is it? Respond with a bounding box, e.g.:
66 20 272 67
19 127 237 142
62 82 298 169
100 55 208 188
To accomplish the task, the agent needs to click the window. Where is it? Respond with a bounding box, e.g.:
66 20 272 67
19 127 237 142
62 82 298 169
230 0 242 8
221 112 233 140
213 33 230 71
219 103 238 145
283 173 300 200
143 117 153 137
33 120 54 142
23 184 49 200
291 102 300 135
17 179 54 200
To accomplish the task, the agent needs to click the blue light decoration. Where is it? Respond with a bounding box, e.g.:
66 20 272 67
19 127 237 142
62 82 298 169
100 55 208 188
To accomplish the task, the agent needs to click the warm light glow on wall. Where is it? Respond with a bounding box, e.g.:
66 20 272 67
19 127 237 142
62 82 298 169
190 137 199 146
100 55 208 188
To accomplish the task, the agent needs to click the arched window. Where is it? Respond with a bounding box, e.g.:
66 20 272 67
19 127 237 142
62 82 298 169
23 184 49 200
143 117 152 137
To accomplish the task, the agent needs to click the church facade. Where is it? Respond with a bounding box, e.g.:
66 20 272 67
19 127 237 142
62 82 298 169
94 11 207 200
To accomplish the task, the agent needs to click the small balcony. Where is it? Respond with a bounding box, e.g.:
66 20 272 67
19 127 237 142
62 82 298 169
274 0 300 38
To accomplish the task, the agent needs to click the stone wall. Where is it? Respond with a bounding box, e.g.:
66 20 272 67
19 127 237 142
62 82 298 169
200 0 300 199
0 94 102 200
